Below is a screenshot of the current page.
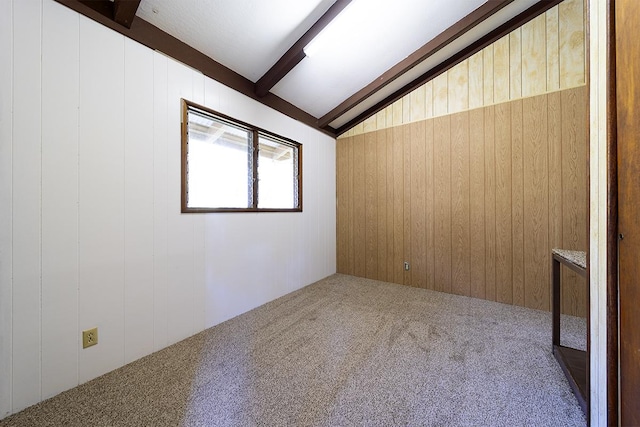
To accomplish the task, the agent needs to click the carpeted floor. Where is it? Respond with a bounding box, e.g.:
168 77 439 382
0 274 587 426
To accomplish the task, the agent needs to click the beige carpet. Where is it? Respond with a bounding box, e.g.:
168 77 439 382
0 274 587 426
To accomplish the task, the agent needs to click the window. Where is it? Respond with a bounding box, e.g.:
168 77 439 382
181 100 302 212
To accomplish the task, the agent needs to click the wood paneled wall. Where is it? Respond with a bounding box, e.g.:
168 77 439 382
345 0 585 137
336 86 587 316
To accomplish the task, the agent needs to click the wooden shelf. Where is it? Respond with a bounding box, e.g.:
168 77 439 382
553 344 587 413
551 249 587 415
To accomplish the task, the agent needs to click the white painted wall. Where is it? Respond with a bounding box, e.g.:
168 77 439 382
0 0 337 418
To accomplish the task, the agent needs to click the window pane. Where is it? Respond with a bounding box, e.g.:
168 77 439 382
187 111 251 209
257 135 296 209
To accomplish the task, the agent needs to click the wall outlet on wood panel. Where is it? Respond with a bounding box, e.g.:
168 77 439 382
82 327 98 349
404 262 410 271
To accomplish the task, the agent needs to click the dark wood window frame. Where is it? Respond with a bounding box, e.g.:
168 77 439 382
181 99 302 213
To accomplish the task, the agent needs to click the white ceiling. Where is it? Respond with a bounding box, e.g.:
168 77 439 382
272 0 487 118
136 0 337 82
136 0 542 131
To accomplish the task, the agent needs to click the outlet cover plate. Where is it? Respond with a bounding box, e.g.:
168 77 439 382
82 327 98 349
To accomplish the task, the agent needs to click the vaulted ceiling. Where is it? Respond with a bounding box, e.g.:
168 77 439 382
56 0 561 137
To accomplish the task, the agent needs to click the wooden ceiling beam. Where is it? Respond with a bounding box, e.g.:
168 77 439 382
332 0 563 135
254 0 353 98
113 0 142 29
55 0 337 138
318 0 515 129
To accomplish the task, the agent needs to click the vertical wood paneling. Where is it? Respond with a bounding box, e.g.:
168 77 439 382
561 86 587 317
425 120 435 290
78 18 125 383
511 100 525 307
522 14 547 97
0 0 13 416
523 95 549 310
376 131 388 282
347 136 355 274
403 125 412 285
410 121 426 288
386 105 394 129
336 88 587 318
509 29 522 99
411 85 426 122
386 129 395 280
493 36 510 103
353 134 366 277
433 73 448 116
124 39 155 364
470 109 486 299
363 115 376 133
41 0 79 399
393 99 403 126
348 0 585 135
559 0 585 88
448 61 469 113
494 103 512 304
548 92 563 262
402 94 411 124
434 116 452 293
483 46 495 106
451 112 471 296
469 51 484 109
364 132 378 279
424 81 434 119
484 106 497 302
12 0 42 411
376 110 386 131
546 6 560 91
393 127 404 284
336 139 349 274
152 52 169 351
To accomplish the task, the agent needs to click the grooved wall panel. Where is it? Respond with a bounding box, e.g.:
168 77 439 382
561 87 588 317
403 125 412 286
484 106 497 302
354 135 366 278
386 128 395 281
522 14 547 97
123 38 155 364
450 112 470 296
78 16 126 384
4 1 337 416
523 95 550 310
336 137 349 274
336 88 587 317
509 29 522 99
425 120 436 290
393 127 404 284
12 0 43 411
0 0 13 416
376 131 388 282
433 116 452 294
41 0 79 401
343 0 585 138
365 132 378 279
410 121 427 288
511 100 524 307
495 103 513 305
469 109 486 299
